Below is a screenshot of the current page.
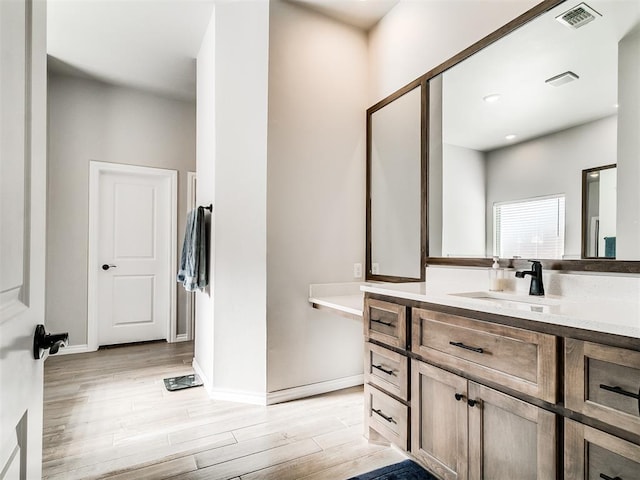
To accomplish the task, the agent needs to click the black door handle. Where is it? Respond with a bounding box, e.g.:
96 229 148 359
102 264 117 270
33 324 69 359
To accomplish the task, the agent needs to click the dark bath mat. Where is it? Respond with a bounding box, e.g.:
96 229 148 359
348 459 438 480
163 374 203 391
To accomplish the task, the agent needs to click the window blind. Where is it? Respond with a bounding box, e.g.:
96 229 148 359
494 195 565 259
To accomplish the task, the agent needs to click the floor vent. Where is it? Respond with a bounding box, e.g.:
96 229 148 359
556 3 601 29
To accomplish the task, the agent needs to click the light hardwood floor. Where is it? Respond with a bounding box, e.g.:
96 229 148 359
43 341 405 479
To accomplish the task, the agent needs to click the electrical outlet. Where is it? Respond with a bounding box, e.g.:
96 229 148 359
372 263 379 274
353 263 362 278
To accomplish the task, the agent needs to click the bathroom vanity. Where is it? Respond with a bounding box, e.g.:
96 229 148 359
362 281 640 480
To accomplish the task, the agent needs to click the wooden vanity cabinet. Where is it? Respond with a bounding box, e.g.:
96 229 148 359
411 360 557 480
362 293 640 480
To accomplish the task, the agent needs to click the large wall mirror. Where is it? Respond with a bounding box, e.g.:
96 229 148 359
367 0 640 280
427 0 640 271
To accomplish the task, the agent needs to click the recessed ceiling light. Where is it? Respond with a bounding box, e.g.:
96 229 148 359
589 172 600 178
483 94 501 103
613 104 619 108
505 134 517 141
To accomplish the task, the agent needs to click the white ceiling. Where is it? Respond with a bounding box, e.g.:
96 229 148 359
443 0 640 152
288 0 398 30
47 0 397 101
47 0 215 100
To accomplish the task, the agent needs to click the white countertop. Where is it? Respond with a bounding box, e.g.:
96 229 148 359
308 282 365 318
361 282 640 339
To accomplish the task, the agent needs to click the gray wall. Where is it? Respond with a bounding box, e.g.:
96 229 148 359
485 116 617 259
266 0 368 393
617 26 640 259
47 73 196 346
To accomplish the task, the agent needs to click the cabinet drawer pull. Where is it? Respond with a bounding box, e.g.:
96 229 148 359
372 364 394 376
371 318 393 327
454 393 465 402
449 341 484 354
599 474 622 480
372 408 396 424
599 384 640 414
599 384 640 400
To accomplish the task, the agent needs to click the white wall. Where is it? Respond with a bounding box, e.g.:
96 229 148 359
47 73 196 347
617 26 640 259
266 0 367 393
194 10 215 392
196 1 270 401
442 144 486 257
368 0 539 104
485 116 617 259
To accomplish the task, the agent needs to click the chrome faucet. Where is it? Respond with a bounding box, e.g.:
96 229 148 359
515 260 545 296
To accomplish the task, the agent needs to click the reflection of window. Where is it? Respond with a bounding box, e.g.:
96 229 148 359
494 195 565 259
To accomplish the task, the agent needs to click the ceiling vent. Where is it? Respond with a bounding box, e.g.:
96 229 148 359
556 3 602 29
545 71 579 87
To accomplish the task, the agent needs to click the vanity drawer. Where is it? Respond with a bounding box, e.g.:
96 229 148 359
565 339 640 436
365 342 409 401
364 383 409 450
565 419 640 480
412 308 557 403
364 299 407 349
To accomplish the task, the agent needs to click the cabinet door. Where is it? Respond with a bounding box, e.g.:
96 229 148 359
468 382 556 480
565 419 640 480
411 360 468 480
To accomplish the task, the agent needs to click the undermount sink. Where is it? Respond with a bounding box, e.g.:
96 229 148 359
450 291 561 313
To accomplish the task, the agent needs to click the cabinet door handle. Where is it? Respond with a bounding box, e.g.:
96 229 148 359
449 341 484 354
372 408 396 424
371 318 393 327
372 364 394 376
599 384 640 415
599 474 622 480
454 393 465 402
467 399 479 407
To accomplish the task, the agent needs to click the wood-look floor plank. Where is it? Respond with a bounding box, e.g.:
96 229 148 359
177 438 321 480
240 438 386 480
43 341 406 479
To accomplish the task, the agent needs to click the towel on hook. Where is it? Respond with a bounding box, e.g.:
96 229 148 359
177 206 209 292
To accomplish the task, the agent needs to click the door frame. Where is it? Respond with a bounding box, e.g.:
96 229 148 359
87 161 178 350
184 171 197 342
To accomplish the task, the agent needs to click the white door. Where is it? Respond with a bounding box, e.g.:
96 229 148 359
0 0 47 477
89 162 177 347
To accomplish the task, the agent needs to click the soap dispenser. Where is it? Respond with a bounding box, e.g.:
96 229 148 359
489 256 504 291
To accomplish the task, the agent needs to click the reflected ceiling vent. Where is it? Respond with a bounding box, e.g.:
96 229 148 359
556 3 601 29
545 71 579 87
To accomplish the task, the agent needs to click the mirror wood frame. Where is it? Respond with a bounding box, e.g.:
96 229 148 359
366 78 428 282
581 163 617 260
366 0 640 278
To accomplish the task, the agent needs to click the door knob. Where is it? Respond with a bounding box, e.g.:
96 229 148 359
33 324 69 359
102 264 117 270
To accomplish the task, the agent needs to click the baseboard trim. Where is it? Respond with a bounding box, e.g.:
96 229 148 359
50 344 95 356
192 359 363 406
175 334 190 342
266 374 364 405
192 357 213 396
